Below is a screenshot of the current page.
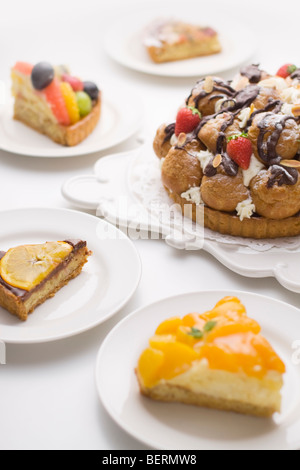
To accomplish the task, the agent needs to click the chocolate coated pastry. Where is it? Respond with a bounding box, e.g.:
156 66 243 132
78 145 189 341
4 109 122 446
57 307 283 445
162 146 202 195
153 123 175 159
248 113 300 163
250 169 300 219
186 77 236 116
198 112 240 153
201 169 249 212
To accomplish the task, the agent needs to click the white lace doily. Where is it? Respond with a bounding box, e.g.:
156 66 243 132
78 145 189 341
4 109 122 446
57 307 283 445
129 147 300 253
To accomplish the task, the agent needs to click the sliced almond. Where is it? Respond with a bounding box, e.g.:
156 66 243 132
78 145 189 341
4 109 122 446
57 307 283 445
281 159 300 169
250 103 255 115
212 154 222 168
177 133 187 146
292 104 300 117
203 76 214 94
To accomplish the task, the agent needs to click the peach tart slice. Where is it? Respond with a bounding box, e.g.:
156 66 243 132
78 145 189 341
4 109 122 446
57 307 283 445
136 296 285 417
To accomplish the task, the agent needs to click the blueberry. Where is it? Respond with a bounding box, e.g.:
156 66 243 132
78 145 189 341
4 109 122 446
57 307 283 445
83 81 99 101
31 62 55 90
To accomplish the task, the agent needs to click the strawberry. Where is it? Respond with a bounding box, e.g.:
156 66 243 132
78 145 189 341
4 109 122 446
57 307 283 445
175 106 201 136
276 63 297 79
227 134 253 170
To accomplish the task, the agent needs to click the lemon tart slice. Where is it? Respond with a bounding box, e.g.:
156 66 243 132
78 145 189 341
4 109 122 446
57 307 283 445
0 240 91 321
136 297 285 417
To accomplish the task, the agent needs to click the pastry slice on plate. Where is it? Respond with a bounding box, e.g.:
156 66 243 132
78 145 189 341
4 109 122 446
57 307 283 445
0 240 91 321
11 61 101 146
144 19 222 63
136 296 285 417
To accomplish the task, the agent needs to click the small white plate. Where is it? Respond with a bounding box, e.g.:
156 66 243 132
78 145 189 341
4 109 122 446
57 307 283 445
0 208 141 344
96 290 300 450
104 6 258 78
0 92 143 158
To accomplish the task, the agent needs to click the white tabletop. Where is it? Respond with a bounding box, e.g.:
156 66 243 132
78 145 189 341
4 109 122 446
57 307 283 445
0 0 300 450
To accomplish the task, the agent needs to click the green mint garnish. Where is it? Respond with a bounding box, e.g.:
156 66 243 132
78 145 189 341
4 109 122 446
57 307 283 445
287 64 297 75
227 132 248 143
188 321 217 339
203 321 217 333
187 106 202 118
188 327 204 339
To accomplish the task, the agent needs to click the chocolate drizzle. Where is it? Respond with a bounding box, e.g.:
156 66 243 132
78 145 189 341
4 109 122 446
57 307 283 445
257 114 298 166
267 165 298 188
163 123 176 145
240 64 263 84
290 69 300 81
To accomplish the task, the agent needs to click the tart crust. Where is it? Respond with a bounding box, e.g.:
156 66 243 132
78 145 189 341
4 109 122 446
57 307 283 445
13 94 102 147
166 187 300 239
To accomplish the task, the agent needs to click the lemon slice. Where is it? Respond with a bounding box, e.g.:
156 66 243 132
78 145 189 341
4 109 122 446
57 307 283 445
0 242 73 291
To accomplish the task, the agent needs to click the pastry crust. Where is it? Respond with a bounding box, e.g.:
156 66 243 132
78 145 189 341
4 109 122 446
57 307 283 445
167 187 300 239
13 94 101 147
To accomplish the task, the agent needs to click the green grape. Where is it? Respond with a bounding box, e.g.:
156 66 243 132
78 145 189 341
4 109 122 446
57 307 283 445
76 91 92 117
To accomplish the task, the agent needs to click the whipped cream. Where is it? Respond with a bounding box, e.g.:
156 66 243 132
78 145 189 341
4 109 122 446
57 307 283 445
238 107 252 129
258 77 288 92
236 198 256 221
281 86 300 104
196 149 214 171
281 102 294 116
242 155 264 187
181 187 202 205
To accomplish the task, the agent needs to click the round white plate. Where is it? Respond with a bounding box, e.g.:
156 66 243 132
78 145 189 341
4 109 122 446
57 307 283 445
0 208 141 344
96 290 300 450
104 6 258 78
0 92 143 158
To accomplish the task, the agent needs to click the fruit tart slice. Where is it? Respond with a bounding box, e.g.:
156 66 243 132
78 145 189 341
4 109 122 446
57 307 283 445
0 240 91 321
11 61 101 146
144 19 222 64
136 297 285 417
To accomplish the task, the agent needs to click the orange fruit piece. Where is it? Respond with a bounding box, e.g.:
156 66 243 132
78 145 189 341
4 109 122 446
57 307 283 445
60 82 80 125
43 78 70 126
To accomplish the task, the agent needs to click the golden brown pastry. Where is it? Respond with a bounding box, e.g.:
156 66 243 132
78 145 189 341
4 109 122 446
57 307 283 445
153 63 300 239
250 168 300 219
201 170 249 212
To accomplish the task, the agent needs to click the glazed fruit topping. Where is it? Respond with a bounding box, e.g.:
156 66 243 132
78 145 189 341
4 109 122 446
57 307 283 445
76 91 92 117
62 74 84 92
276 63 297 79
227 134 253 170
14 62 33 75
60 82 80 125
175 106 201 137
0 242 73 291
83 81 99 101
43 78 71 126
31 62 55 90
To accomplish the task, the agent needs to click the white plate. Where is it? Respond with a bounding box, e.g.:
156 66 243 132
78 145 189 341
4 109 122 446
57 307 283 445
0 208 141 344
104 6 258 78
61 148 300 294
96 290 300 450
0 92 143 158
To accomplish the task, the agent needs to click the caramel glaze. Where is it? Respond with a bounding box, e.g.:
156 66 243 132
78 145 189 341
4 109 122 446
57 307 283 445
163 74 300 187
0 240 86 299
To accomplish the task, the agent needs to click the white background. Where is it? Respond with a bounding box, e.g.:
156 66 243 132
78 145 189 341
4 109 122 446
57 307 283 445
0 0 300 450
